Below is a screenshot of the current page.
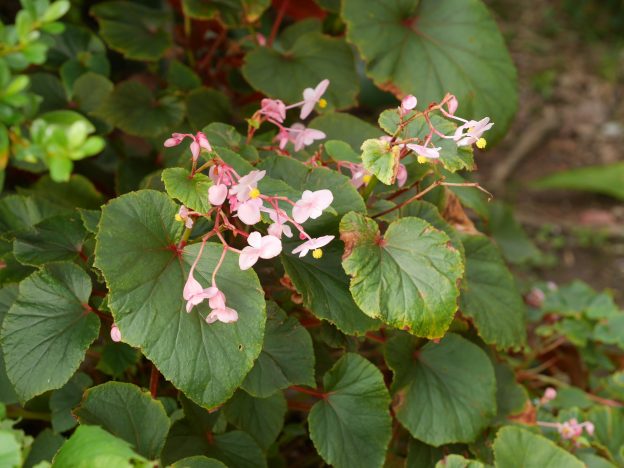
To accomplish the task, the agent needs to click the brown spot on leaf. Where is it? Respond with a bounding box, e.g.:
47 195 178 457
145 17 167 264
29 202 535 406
442 192 479 234
508 400 537 425
340 230 359 259
392 389 406 412
377 81 404 98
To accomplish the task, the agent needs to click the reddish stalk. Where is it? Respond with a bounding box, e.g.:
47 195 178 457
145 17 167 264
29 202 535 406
268 0 290 47
287 400 312 412
290 385 326 399
150 364 160 398
365 332 386 343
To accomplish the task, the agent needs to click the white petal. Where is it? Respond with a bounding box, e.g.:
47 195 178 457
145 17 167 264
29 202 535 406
239 248 259 270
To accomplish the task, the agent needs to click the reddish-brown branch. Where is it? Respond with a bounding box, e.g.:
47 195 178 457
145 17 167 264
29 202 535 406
287 400 312 412
365 332 386 343
150 364 160 398
290 385 326 399
268 0 290 47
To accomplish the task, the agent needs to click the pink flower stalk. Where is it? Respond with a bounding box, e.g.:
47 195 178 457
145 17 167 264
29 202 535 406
406 143 442 160
110 324 121 342
397 164 408 187
260 98 286 123
164 132 212 161
176 205 194 229
540 387 557 404
239 232 282 270
453 117 494 147
209 184 228 206
299 79 329 119
292 235 334 258
237 198 263 225
292 189 333 224
230 170 266 202
400 95 417 115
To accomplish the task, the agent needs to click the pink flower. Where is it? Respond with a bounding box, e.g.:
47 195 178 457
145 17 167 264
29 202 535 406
266 209 293 238
239 232 282 270
164 132 186 147
183 269 218 313
206 306 239 324
540 387 557 404
292 189 333 224
237 198 263 225
584 422 594 436
400 95 417 115
110 324 121 342
349 164 371 189
447 95 459 115
209 288 226 310
300 79 329 119
292 235 334 258
176 205 194 229
260 98 286 123
276 127 290 149
453 117 493 147
230 170 266 202
256 33 266 47
209 184 228 206
164 132 212 161
406 143 442 160
396 164 407 187
291 125 326 151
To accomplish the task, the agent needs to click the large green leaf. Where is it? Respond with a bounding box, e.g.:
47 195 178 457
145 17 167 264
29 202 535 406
94 190 266 408
241 302 315 398
492 426 584 467
0 195 66 238
342 0 517 142
97 81 185 137
587 406 624 464
162 167 212 213
52 425 148 467
1 262 100 402
75 382 170 459
532 162 624 201
309 113 382 151
182 0 270 25
91 1 172 61
0 285 18 404
223 389 286 450
50 372 93 433
308 353 392 468
16 175 105 210
340 212 463 338
185 88 232 131
242 32 358 112
24 429 65 468
459 235 526 349
385 333 496 445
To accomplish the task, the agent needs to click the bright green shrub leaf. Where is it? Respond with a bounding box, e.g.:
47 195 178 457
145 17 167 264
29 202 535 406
94 190 265 408
361 138 398 185
242 302 315 398
0 431 20 468
532 162 624 201
24 429 65 468
340 212 463 338
342 0 517 143
186 88 232 131
91 1 172 61
309 353 391 468
162 168 213 213
50 372 93 433
183 0 270 25
1 262 100 402
309 113 382 150
587 406 624 464
492 426 584 467
435 455 484 468
385 333 496 445
13 214 88 266
75 382 170 459
379 111 474 172
223 389 286 450
52 425 148 467
459 234 526 349
242 33 358 112
0 285 18 404
171 456 227 468
594 315 624 348
97 81 185 137
17 175 105 210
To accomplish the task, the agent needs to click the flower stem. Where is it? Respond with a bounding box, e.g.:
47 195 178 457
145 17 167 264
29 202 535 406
150 363 160 398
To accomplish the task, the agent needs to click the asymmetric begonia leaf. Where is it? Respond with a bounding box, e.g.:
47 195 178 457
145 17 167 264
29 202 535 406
340 212 463 338
162 168 213 213
360 138 399 185
342 0 517 143
308 353 392 468
459 234 526 349
75 382 171 459
241 302 315 398
1 262 100 402
94 190 265 409
185 88 232 131
385 333 496 445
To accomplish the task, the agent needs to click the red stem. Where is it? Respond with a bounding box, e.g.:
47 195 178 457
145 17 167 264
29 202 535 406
150 364 160 398
366 332 386 343
290 385 326 399
268 0 289 47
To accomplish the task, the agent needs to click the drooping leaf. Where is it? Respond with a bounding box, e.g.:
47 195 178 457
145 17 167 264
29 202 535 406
162 168 213 213
308 353 392 468
459 234 526 349
492 426 584 467
94 190 265 408
50 372 93 433
385 333 496 445
75 382 171 459
241 302 315 398
340 212 463 338
532 162 624 201
342 0 517 143
1 262 100 402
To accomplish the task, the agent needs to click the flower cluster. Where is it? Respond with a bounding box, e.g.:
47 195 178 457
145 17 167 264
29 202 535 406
537 418 595 445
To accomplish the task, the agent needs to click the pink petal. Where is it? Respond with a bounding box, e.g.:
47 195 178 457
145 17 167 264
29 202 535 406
239 247 259 270
401 95 417 110
447 95 458 115
208 290 226 310
110 325 121 342
259 235 282 259
196 132 211 151
237 200 262 225
247 231 263 248
183 273 203 300
208 184 228 206
397 164 407 187
190 141 200 161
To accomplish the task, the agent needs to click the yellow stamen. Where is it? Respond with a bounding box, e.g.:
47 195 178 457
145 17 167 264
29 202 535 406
318 98 327 109
175 214 183 222
417 155 429 164
312 248 323 259
476 138 487 149
249 188 261 199
362 174 372 185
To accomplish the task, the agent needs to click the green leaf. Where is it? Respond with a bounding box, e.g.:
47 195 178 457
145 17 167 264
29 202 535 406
185 88 232 131
308 353 392 468
1 262 100 402
459 234 526 349
223 390 286 450
532 162 624 200
171 456 227 468
385 333 496 445
42 1 71 22
492 426 584 467
78 209 101 235
0 285 18 404
75 382 170 459
90 1 172 61
340 212 463 338
162 168 212 213
485 202 540 264
168 61 201 92
587 406 624 464
309 113 382 151
361 138 398 185
241 302 315 398
493 361 527 423
435 455 484 468
342 0 517 143
96 342 140 378
0 195 66 238
24 429 64 468
52 425 148 467
71 72 114 114
13 214 88 266
0 431 20 468
242 33 358 112
94 190 266 408
182 0 270 25
17 175 105 210
50 372 93 433
97 81 185 137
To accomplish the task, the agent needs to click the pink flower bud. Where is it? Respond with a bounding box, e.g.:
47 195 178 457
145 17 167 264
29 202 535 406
110 324 121 342
540 387 557 404
209 184 228 206
401 95 417 111
447 95 458 115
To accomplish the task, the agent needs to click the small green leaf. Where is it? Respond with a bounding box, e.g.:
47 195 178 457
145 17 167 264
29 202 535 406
435 455 484 468
96 342 140 378
0 431 20 468
532 162 624 201
24 429 65 468
50 372 93 433
185 88 231 131
385 333 496 445
1 262 100 402
168 61 201 92
162 168 212 213
361 138 397 185
308 353 392 468
72 72 114 114
485 202 540 264
587 406 624 464
171 456 227 468
493 361 527 423
75 382 171 459
42 1 71 22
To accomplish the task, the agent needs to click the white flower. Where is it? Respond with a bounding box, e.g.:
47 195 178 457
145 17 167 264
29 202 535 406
230 170 266 202
292 189 333 224
292 235 334 258
239 232 283 270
